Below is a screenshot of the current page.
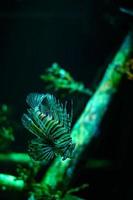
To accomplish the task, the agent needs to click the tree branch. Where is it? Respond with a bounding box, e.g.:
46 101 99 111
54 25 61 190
41 31 133 189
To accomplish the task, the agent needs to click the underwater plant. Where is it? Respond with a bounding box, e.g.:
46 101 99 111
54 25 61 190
125 58 133 80
40 63 93 96
0 104 15 149
21 93 75 161
114 58 133 80
0 104 11 124
28 183 89 200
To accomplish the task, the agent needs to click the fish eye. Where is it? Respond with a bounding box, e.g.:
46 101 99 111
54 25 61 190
45 111 49 116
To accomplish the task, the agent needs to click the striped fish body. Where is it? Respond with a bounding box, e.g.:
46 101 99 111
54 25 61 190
21 93 75 161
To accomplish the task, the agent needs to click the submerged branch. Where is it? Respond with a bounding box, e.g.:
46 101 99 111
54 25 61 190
0 153 31 164
41 31 133 189
0 173 25 191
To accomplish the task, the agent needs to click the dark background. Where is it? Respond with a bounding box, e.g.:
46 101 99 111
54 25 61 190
0 0 129 107
0 0 133 199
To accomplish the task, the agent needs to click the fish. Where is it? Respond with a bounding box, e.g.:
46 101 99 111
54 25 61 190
21 93 75 161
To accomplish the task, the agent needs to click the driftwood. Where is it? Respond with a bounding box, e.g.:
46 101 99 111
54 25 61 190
41 32 133 190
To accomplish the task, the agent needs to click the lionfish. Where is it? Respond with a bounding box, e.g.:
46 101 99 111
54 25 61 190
21 93 75 161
